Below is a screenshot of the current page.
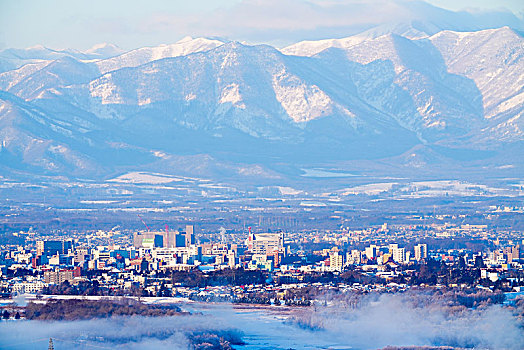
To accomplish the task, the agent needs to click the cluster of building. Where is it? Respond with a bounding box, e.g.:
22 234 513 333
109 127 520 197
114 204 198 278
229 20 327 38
280 222 510 249
1 226 286 295
1 222 524 298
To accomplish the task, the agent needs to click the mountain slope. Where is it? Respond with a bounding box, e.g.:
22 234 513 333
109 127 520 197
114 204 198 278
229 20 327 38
0 44 124 74
0 28 522 180
0 91 102 174
0 91 158 176
59 42 415 145
429 27 524 144
94 37 225 74
283 27 523 145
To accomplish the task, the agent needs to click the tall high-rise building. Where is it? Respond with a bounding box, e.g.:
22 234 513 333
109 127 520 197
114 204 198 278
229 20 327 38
512 245 520 261
388 243 399 252
347 250 361 265
36 239 73 256
504 245 521 263
330 251 344 271
246 232 284 256
44 269 74 284
365 245 377 259
74 248 89 264
227 251 236 268
414 244 428 261
133 225 195 249
185 225 194 247
391 247 406 263
133 232 164 248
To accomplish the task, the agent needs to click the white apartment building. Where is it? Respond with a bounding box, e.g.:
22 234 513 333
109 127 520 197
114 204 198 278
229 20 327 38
414 244 428 261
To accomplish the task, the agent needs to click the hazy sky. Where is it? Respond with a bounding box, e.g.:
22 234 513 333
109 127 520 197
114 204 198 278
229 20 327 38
1 0 523 50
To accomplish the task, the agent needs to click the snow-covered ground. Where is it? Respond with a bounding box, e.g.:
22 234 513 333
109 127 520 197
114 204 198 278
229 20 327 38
338 180 518 197
108 172 185 184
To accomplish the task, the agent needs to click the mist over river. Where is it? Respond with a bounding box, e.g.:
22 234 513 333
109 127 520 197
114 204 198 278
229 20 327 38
1 293 523 349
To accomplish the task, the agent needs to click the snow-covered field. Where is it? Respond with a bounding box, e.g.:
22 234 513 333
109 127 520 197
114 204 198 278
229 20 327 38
301 168 358 178
108 172 184 184
338 180 519 197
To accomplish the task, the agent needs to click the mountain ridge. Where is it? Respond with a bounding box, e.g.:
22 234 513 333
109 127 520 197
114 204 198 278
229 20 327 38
0 27 522 182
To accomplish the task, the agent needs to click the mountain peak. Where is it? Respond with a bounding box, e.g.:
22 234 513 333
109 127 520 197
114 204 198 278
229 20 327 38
281 35 367 57
26 44 48 51
93 37 226 74
0 26 522 179
175 36 226 45
429 25 523 42
177 36 194 43
86 42 120 51
84 43 124 59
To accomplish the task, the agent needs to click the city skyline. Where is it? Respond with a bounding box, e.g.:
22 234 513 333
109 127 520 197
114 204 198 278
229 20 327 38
1 1 523 349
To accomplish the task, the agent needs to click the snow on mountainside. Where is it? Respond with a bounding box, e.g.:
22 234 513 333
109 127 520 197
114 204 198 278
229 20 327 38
0 43 124 73
84 43 125 59
0 37 223 99
0 27 522 179
339 33 486 142
0 90 158 176
281 35 368 57
281 0 524 57
80 41 401 142
94 37 225 74
0 61 51 91
429 27 524 143
4 57 100 100
0 45 79 61
283 27 523 144
281 22 433 57
0 44 122 61
0 92 101 174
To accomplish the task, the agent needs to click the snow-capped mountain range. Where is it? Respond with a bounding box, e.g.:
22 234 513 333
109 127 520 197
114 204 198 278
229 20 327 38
0 27 523 181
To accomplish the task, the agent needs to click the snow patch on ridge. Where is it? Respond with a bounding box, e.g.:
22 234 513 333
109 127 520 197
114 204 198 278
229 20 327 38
108 172 184 184
219 83 244 107
89 74 123 104
272 70 333 123
281 36 366 57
